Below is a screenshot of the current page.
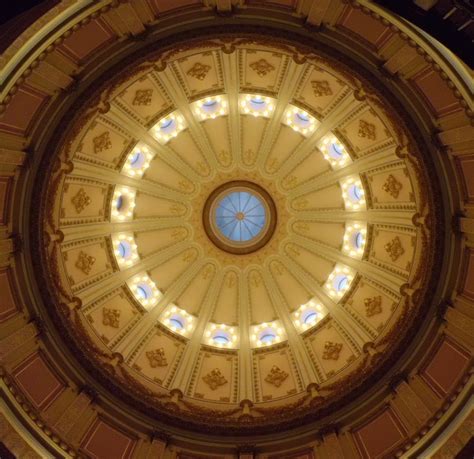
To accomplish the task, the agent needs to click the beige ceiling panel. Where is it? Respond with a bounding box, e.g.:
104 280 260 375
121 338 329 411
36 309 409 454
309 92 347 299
282 150 330 190
292 221 345 249
149 247 198 291
175 264 216 316
264 126 304 174
241 115 267 166
284 243 335 284
134 192 187 218
144 155 195 194
269 260 311 313
248 270 278 324
135 227 189 258
212 271 239 325
60 181 108 221
132 328 185 387
191 351 236 402
291 184 344 211
168 130 210 176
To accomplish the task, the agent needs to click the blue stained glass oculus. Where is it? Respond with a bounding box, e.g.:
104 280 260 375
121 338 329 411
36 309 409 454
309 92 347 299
215 191 266 243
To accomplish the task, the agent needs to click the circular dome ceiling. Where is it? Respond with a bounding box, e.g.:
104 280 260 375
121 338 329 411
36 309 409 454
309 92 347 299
32 34 442 435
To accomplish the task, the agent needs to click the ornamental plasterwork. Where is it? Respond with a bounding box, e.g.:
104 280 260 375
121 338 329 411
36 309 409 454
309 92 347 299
383 174 403 199
187 62 211 80
358 120 376 141
311 80 333 97
385 236 405 261
75 251 96 275
203 368 227 390
146 348 168 367
102 308 120 328
93 131 112 154
364 295 382 317
132 88 153 106
264 365 289 387
249 58 275 77
71 188 91 214
322 341 343 361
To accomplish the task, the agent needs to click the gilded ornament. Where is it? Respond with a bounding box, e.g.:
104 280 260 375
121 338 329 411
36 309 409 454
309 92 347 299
311 80 333 97
203 368 227 390
132 88 153 106
75 251 96 275
264 365 289 387
294 198 308 210
93 131 112 154
71 188 91 214
102 308 120 328
383 174 403 199
146 348 168 367
250 58 275 77
243 149 255 164
187 62 211 80
358 120 376 141
364 296 382 317
385 236 405 261
322 341 343 360
170 203 186 215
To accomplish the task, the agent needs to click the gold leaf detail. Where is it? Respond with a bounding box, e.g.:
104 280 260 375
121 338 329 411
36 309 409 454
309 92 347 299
294 198 308 210
71 188 91 214
311 80 333 97
383 174 403 199
243 149 255 165
364 296 382 317
102 308 120 328
322 341 343 360
264 366 289 387
385 236 405 261
249 58 275 77
187 62 211 80
132 89 153 106
146 348 167 367
358 120 376 141
75 251 96 275
93 132 112 154
203 368 227 390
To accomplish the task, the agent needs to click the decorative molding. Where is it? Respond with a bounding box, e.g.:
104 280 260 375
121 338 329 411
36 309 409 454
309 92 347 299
383 174 403 199
187 62 211 80
146 348 168 367
203 368 227 390
264 366 289 387
364 296 383 317
385 236 405 261
102 307 120 328
249 59 275 77
75 251 95 274
358 120 376 140
93 131 112 154
322 342 343 361
71 188 91 214
132 89 153 106
311 80 333 97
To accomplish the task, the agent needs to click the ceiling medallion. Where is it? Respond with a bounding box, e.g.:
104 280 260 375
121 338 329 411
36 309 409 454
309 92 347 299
203 181 277 255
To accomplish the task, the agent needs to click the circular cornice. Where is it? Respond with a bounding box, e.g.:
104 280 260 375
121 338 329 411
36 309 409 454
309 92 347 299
28 26 445 437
